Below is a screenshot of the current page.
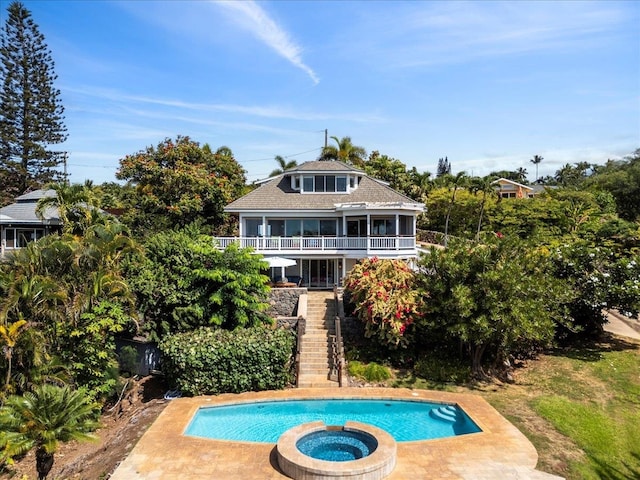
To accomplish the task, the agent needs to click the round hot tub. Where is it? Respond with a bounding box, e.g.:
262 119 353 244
277 421 396 480
297 428 378 462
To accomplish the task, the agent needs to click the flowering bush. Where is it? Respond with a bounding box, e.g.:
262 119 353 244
344 257 423 348
551 242 640 336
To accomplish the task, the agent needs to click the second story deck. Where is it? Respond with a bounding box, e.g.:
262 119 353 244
215 235 417 255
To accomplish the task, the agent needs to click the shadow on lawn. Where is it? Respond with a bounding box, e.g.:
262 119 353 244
592 451 640 480
549 334 639 363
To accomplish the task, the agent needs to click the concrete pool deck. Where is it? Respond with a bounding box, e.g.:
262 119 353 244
110 388 563 480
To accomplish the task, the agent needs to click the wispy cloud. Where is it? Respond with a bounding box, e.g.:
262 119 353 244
63 86 382 123
346 1 629 69
214 0 319 84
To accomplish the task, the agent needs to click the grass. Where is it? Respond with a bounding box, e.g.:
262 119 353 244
475 337 640 480
362 336 640 479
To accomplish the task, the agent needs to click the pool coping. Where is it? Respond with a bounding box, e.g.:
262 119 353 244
110 388 564 479
277 421 397 479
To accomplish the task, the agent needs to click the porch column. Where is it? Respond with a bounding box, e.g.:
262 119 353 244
412 215 417 248
366 213 371 252
395 214 400 250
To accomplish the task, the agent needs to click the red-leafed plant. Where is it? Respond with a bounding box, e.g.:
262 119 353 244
344 257 424 348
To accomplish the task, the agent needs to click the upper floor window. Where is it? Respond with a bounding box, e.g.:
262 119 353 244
301 175 348 193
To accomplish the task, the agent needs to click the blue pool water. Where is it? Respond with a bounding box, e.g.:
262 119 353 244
297 430 378 462
185 399 481 443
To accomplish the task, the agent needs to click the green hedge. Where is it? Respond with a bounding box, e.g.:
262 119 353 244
159 326 295 395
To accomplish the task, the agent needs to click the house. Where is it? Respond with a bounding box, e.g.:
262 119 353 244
491 178 544 199
215 160 425 288
0 189 61 257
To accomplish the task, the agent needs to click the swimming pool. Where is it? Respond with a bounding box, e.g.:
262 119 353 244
185 398 481 443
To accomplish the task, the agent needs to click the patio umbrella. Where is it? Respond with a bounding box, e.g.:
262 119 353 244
264 256 297 280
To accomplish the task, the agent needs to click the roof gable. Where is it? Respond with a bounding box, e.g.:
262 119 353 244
491 178 533 191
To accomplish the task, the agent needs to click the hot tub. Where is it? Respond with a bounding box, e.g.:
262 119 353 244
277 421 397 480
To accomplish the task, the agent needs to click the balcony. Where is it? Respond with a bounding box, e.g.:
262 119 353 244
214 236 417 254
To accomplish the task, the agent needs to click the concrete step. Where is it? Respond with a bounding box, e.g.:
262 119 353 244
299 355 329 362
299 368 331 375
304 332 333 338
300 348 330 355
297 382 338 388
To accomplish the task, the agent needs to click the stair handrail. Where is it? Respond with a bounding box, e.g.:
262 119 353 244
333 286 346 387
294 316 305 387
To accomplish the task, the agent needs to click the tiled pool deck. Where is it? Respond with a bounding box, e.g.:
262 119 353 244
111 388 563 479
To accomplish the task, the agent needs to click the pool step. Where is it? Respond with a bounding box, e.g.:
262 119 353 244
429 405 460 423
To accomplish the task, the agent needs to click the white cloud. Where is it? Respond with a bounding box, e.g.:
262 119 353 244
63 86 383 123
345 1 628 69
214 0 319 84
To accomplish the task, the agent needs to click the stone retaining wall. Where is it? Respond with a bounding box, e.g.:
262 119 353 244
267 288 307 317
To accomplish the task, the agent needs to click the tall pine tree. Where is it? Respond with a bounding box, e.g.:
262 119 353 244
436 156 451 177
0 1 67 203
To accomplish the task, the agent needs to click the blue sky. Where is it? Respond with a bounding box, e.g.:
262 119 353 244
7 0 640 184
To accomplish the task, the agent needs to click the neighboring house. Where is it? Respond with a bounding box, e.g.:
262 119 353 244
215 160 425 288
492 178 545 199
0 189 61 257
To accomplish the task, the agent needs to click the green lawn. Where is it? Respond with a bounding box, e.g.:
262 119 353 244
391 336 640 479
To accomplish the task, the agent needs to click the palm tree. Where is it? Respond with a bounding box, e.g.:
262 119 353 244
443 172 467 245
0 317 28 390
36 181 98 235
0 384 99 480
470 176 495 241
269 155 298 177
530 155 543 183
515 167 528 184
319 136 367 167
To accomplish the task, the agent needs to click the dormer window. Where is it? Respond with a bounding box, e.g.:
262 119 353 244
303 176 313 191
300 175 349 193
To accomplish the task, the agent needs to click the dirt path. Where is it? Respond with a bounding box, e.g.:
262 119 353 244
1 377 168 480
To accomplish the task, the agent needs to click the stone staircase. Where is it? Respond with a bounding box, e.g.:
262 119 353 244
297 291 339 388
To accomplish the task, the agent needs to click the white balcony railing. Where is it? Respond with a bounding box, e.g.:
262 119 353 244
214 236 416 253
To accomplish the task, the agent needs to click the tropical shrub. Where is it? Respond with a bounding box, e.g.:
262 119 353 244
125 228 271 341
416 237 569 378
0 220 138 397
0 384 99 479
343 258 423 348
347 361 391 383
159 326 295 395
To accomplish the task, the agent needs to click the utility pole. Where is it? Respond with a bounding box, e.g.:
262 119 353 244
63 153 68 185
324 129 328 148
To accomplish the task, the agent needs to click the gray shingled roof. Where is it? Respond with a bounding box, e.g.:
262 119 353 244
286 160 365 173
15 189 56 201
0 190 60 224
226 162 421 212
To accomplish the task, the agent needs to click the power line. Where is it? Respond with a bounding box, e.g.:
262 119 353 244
241 146 322 163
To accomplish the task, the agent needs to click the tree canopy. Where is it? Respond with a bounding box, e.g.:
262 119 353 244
116 136 246 234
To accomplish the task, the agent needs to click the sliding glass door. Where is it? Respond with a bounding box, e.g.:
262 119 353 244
301 259 337 289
